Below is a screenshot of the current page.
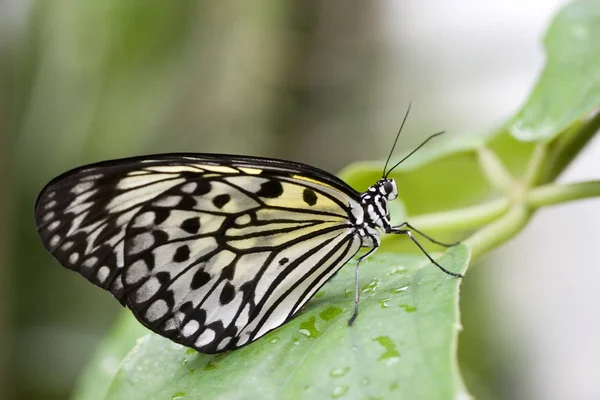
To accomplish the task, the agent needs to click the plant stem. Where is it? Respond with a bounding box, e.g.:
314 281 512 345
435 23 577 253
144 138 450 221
464 205 532 262
407 198 510 233
522 143 548 187
545 110 600 182
476 145 515 194
526 180 600 208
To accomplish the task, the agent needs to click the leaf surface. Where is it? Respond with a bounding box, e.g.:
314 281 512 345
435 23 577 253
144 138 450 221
77 246 470 400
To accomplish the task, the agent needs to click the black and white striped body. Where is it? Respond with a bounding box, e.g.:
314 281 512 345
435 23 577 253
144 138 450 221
352 178 399 251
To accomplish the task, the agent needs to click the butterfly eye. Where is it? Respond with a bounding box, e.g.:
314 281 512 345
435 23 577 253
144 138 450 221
382 180 394 194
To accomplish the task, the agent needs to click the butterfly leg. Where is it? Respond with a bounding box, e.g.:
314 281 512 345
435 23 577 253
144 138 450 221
393 222 460 247
392 228 462 278
348 241 379 326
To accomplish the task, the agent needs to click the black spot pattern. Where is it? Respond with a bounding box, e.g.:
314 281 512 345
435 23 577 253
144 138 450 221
154 208 170 225
152 230 169 246
181 217 200 234
179 300 195 315
220 263 236 280
194 180 212 195
219 282 236 305
141 253 156 271
173 245 190 262
256 180 283 198
279 257 289 265
178 196 197 210
155 271 171 286
302 188 317 206
191 269 211 289
212 194 231 209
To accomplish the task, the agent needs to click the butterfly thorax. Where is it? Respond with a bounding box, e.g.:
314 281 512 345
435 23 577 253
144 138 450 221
354 178 398 247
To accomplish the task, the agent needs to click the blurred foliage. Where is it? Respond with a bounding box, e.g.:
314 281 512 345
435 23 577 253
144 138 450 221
3 1 382 399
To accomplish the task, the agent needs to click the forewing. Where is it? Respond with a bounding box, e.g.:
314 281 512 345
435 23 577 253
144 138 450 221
35 154 363 353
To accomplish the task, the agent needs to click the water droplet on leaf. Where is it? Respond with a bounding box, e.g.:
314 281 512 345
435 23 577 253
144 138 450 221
399 304 417 313
170 392 185 400
388 285 409 294
378 298 391 309
331 385 348 398
374 336 400 365
320 306 343 321
329 367 350 378
299 316 320 338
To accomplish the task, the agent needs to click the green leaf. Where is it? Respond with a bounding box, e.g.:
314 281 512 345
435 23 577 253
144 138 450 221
89 245 470 400
72 313 148 400
510 0 600 142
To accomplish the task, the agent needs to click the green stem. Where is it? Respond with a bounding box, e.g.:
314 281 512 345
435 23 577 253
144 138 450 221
407 198 510 233
464 205 532 262
544 110 600 182
526 180 600 208
476 145 515 194
522 143 548 187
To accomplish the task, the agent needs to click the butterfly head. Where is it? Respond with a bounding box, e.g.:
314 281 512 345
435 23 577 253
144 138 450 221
375 178 398 201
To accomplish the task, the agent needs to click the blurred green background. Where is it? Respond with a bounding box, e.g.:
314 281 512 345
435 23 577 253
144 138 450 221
2 1 600 399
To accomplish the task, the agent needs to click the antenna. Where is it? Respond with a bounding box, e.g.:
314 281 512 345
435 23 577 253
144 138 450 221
384 130 445 178
382 103 412 178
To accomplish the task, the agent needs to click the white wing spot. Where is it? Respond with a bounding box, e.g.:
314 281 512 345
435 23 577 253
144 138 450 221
146 299 169 322
182 320 200 337
97 266 110 283
217 337 231 351
195 329 215 347
235 333 251 348
163 317 177 331
112 277 124 292
135 276 161 303
45 200 57 209
132 211 155 228
47 191 56 199
66 189 96 209
129 232 155 255
48 221 61 231
69 252 80 264
181 182 198 193
154 196 182 208
163 310 185 331
80 173 104 181
50 235 61 247
60 241 74 251
72 181 94 195
235 214 251 226
125 259 149 285
43 212 55 222
83 256 99 269
239 167 262 175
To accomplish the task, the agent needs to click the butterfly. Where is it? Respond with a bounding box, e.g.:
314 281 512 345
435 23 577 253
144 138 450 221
34 109 461 354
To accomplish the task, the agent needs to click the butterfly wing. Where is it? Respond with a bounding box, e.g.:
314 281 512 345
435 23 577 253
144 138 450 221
35 154 364 352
